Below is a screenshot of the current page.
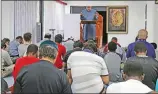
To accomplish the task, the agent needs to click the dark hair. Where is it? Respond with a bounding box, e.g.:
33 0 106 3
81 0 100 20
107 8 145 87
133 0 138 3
108 42 117 52
16 36 23 40
134 42 147 53
55 34 62 43
73 40 83 48
84 40 97 52
39 44 57 59
124 61 144 77
112 37 117 41
1 41 6 49
23 32 32 42
26 44 38 55
44 33 51 39
2 38 10 43
135 36 138 41
151 42 157 49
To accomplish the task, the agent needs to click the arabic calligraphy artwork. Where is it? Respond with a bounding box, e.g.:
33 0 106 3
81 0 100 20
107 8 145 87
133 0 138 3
107 6 128 34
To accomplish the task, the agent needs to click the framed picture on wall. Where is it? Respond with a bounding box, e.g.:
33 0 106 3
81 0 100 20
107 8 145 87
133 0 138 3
156 0 158 4
106 6 128 34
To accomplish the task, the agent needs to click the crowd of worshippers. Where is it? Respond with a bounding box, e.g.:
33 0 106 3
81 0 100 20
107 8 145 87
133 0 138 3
1 29 158 93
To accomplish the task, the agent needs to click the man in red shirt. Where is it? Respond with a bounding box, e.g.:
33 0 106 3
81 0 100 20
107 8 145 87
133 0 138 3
104 37 121 52
54 34 66 69
13 44 39 81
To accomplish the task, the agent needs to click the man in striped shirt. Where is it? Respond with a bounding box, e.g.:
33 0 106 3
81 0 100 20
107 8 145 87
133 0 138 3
67 41 109 93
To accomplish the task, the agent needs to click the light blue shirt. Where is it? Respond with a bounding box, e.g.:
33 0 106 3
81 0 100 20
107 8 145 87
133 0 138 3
9 40 20 56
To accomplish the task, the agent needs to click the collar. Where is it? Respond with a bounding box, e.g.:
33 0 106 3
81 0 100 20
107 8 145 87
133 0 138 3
137 39 146 42
24 42 31 45
137 55 148 57
83 49 93 53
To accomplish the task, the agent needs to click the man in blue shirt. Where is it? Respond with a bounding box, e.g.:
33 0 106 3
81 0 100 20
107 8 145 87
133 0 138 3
81 6 98 41
9 36 23 57
126 29 156 58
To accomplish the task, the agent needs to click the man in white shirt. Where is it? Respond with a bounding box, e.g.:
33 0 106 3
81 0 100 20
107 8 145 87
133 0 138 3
67 41 109 93
106 61 154 93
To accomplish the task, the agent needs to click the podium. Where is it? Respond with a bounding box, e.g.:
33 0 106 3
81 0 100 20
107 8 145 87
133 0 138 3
81 20 97 24
80 20 97 42
80 15 103 48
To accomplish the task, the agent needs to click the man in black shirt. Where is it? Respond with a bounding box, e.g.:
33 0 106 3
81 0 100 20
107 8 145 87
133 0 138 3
13 41 72 93
127 42 158 90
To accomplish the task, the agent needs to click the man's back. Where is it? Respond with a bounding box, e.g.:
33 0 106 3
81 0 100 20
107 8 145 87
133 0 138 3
67 51 108 93
18 44 29 57
13 60 72 93
9 40 19 56
104 52 122 82
126 40 156 58
127 56 158 90
13 56 40 81
106 79 152 93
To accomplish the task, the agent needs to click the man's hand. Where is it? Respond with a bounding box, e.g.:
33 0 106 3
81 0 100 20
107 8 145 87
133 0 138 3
80 12 83 16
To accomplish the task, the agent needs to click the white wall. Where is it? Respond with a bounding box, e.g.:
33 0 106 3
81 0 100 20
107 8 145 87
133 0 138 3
2 1 14 40
154 4 158 45
43 1 65 39
65 1 156 47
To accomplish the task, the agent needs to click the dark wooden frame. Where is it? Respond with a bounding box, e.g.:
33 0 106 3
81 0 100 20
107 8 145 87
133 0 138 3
106 6 128 34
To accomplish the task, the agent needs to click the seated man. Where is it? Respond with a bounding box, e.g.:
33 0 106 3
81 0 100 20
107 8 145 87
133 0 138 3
13 44 39 81
37 33 51 46
2 38 10 51
1 41 14 77
106 61 154 93
63 40 83 73
126 29 155 58
18 32 32 57
9 36 23 63
13 42 72 93
127 42 158 90
104 42 123 83
54 34 66 69
104 37 126 63
67 41 109 93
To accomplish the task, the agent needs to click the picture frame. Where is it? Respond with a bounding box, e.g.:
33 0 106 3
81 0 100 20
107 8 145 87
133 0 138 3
156 0 158 4
106 6 128 34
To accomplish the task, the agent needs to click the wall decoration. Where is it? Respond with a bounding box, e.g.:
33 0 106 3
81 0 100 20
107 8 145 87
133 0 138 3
107 6 128 34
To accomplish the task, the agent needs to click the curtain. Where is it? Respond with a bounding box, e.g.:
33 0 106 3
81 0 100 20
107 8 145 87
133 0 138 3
14 1 38 43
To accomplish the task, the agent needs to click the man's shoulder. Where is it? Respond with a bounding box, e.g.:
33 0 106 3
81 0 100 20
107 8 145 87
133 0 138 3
1 50 9 56
107 82 122 92
128 42 136 47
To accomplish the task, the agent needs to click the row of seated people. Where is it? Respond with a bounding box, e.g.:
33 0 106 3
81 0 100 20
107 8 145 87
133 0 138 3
1 33 67 77
1 29 158 93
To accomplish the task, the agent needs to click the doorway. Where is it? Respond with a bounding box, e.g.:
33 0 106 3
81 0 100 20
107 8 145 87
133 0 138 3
97 11 108 46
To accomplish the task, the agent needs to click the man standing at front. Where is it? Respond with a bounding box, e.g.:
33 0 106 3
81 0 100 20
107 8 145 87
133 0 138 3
81 6 98 41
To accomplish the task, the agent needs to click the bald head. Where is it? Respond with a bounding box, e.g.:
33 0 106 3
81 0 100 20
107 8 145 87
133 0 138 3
138 29 148 40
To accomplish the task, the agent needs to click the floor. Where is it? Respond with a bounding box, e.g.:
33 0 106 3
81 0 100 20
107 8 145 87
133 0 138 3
3 75 14 88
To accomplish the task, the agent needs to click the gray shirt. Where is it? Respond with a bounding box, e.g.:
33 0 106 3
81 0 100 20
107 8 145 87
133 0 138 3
1 49 13 67
104 52 122 82
13 60 72 93
18 43 30 57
